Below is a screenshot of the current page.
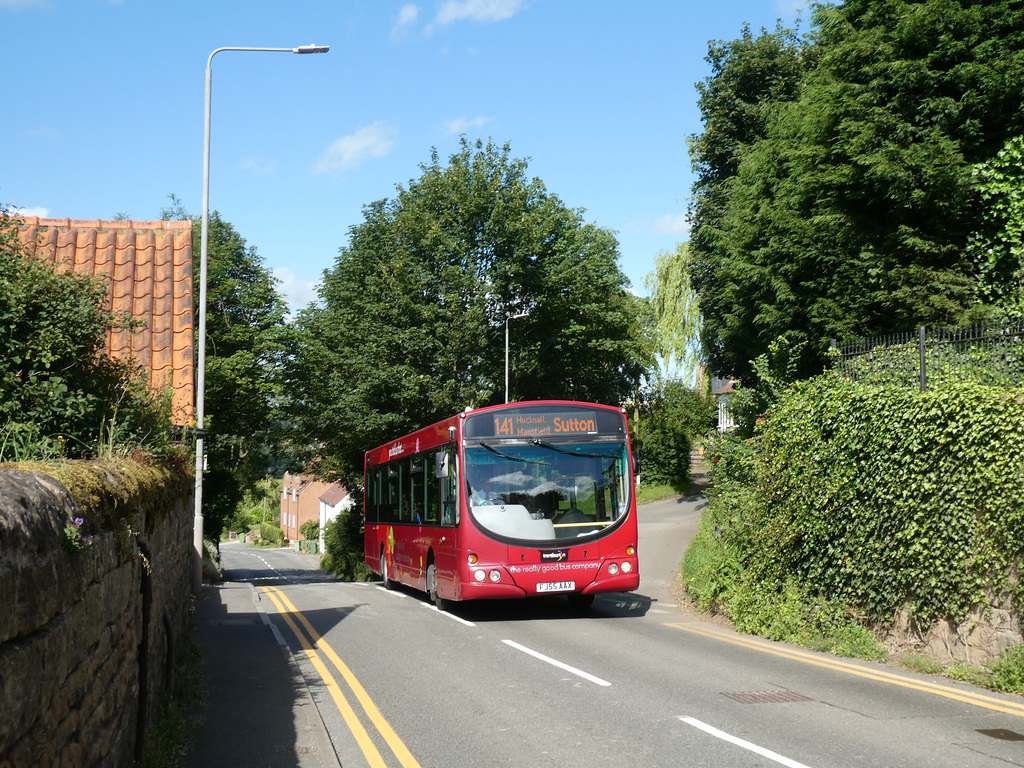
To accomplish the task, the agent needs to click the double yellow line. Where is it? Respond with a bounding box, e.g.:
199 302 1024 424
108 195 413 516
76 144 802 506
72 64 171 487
667 621 1024 718
260 585 421 768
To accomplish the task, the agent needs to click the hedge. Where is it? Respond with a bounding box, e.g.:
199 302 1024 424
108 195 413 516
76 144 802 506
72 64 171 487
690 374 1024 632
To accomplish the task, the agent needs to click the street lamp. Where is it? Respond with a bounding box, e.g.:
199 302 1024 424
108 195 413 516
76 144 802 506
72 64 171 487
505 312 529 403
194 43 329 591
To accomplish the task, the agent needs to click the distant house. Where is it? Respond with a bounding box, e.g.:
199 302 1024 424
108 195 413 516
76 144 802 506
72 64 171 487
318 484 353 554
280 472 347 544
15 217 195 426
713 377 738 432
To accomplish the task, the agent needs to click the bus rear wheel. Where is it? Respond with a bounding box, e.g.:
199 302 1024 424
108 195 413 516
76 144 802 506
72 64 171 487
426 563 448 612
380 551 393 590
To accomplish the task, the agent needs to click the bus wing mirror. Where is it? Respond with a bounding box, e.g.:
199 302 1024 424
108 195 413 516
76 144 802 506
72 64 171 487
435 452 450 479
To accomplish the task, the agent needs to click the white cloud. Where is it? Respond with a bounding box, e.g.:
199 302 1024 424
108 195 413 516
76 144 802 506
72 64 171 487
391 4 419 41
23 125 61 139
239 156 278 176
312 122 397 174
428 0 524 33
653 213 690 238
12 205 50 218
775 0 808 18
273 267 321 316
443 116 492 134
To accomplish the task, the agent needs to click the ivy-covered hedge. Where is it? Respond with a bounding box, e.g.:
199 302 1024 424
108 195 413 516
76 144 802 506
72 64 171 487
688 374 1024 634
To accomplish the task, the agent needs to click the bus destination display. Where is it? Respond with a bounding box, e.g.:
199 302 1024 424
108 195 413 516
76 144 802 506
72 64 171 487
492 411 599 438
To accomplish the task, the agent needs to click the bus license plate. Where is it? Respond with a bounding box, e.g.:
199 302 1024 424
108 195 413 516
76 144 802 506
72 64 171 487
537 581 575 593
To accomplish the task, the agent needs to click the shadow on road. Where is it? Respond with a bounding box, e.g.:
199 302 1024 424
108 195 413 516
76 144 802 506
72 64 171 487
377 580 658 622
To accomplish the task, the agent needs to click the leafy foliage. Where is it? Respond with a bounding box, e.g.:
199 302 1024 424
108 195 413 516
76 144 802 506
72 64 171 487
0 207 171 459
288 138 652 480
320 500 372 581
686 374 1024 641
258 522 284 545
644 243 703 381
161 198 291 538
688 2 1024 381
687 22 816 381
299 519 319 542
970 135 1024 316
634 377 715 486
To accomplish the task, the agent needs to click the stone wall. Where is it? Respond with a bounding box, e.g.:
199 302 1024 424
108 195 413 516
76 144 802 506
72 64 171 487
0 459 193 768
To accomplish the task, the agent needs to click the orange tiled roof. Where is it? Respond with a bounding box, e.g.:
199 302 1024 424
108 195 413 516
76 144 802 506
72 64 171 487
15 217 195 426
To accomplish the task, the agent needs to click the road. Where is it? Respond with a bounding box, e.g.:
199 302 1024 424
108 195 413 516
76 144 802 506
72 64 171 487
219 491 1024 768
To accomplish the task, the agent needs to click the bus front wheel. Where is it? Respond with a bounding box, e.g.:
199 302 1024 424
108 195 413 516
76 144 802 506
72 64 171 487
426 563 448 612
380 551 393 590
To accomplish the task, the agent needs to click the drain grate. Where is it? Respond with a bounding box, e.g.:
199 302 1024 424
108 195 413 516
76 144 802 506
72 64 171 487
722 690 812 705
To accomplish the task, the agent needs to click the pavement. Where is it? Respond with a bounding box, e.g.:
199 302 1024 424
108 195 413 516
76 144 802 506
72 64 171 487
189 580 341 768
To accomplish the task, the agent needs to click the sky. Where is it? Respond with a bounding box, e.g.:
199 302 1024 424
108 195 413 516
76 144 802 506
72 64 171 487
1 0 806 314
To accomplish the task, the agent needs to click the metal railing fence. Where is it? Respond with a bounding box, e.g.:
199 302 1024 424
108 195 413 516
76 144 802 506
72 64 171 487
832 317 1024 391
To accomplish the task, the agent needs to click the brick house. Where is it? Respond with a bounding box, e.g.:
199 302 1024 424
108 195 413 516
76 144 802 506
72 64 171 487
280 472 347 543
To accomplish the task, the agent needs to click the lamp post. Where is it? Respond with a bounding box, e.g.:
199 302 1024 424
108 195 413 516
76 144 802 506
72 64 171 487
194 43 329 591
504 312 528 403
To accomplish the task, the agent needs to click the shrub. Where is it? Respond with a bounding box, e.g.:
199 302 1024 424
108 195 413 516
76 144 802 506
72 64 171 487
300 519 319 542
0 208 171 459
635 377 715 486
259 522 284 545
320 506 372 581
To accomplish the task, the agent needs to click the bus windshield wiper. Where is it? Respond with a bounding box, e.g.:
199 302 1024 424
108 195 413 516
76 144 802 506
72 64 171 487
479 441 550 465
529 439 608 458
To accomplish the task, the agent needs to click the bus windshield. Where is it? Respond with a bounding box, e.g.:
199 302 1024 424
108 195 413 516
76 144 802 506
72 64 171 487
464 440 630 543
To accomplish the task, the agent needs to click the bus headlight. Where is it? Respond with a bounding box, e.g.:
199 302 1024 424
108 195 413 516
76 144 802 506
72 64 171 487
474 569 486 582
607 563 619 576
626 546 636 557
468 553 479 565
489 570 501 582
621 561 633 573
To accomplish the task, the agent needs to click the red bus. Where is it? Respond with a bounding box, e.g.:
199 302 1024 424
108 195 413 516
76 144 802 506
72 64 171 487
364 400 639 610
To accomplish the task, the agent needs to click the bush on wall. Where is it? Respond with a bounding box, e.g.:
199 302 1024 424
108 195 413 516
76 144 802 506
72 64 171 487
686 373 1024 641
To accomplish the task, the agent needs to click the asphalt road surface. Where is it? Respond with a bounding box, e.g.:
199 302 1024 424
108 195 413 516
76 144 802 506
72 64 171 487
219 493 1024 768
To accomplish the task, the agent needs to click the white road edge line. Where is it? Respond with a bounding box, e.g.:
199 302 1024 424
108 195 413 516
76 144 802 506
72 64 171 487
680 717 812 768
419 602 476 626
502 639 612 687
249 584 288 646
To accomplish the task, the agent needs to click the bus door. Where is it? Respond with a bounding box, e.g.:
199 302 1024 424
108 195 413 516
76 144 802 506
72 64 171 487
432 447 460 600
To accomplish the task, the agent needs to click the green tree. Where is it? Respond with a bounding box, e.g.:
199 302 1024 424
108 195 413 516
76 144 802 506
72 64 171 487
202 213 290 536
0 206 169 458
288 138 652 479
689 1 1024 381
644 242 704 382
161 198 291 537
687 22 815 381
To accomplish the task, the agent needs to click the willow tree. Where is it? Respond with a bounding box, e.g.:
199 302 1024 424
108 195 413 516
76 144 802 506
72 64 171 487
644 242 703 383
